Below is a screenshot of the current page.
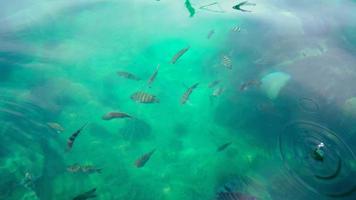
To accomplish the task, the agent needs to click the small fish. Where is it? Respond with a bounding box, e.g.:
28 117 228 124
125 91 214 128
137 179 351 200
222 55 232 69
47 122 64 133
232 1 256 12
217 142 232 152
131 91 159 103
147 64 160 87
240 80 261 91
135 149 156 168
207 29 215 39
67 164 81 173
181 83 199 105
102 112 132 120
67 123 87 151
67 164 102 174
117 71 141 80
208 80 220 88
216 192 257 200
171 46 190 64
212 86 224 97
72 188 97 200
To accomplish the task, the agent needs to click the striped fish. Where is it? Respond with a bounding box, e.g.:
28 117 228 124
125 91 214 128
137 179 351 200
131 91 159 103
222 55 232 69
67 123 87 151
181 83 199 104
171 46 190 64
216 192 257 200
232 26 241 32
147 64 160 87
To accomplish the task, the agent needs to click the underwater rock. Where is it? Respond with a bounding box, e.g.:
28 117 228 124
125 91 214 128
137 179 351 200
119 118 152 142
260 72 290 100
25 78 91 113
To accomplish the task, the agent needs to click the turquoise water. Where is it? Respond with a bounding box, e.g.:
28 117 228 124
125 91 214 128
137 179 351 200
1 0 356 199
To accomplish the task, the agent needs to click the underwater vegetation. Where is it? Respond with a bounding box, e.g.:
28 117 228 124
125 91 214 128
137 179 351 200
1 0 356 200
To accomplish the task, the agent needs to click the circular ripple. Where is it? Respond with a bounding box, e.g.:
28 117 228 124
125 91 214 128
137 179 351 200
298 98 319 113
279 121 356 198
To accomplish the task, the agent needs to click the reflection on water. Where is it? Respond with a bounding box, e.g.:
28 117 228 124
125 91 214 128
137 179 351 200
1 0 356 199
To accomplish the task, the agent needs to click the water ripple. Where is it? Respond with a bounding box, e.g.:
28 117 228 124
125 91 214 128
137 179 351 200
279 120 356 198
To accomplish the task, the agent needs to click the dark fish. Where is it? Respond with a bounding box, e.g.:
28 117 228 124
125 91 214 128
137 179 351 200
216 192 257 200
207 29 215 39
72 188 97 200
67 123 87 151
185 0 195 17
171 46 190 64
217 142 232 152
102 112 132 120
147 64 160 87
222 55 232 69
232 1 256 12
181 83 199 104
131 91 159 103
117 71 141 80
208 80 220 88
135 149 156 168
240 80 261 91
67 164 102 174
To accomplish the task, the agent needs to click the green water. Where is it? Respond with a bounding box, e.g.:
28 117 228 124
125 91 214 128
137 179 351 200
1 0 356 200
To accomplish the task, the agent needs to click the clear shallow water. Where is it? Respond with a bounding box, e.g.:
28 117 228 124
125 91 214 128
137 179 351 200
1 0 356 199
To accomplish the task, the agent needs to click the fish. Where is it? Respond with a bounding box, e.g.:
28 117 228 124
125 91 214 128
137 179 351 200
147 64 160 87
185 0 195 17
67 123 87 151
67 164 102 174
181 83 199 104
212 86 225 97
72 188 97 200
47 122 64 133
208 80 220 88
131 91 159 103
222 55 232 69
117 71 141 80
216 192 257 200
102 112 132 120
171 46 190 64
199 2 225 13
217 142 232 152
240 80 261 91
135 149 156 168
232 1 256 12
207 29 215 39
232 26 241 32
